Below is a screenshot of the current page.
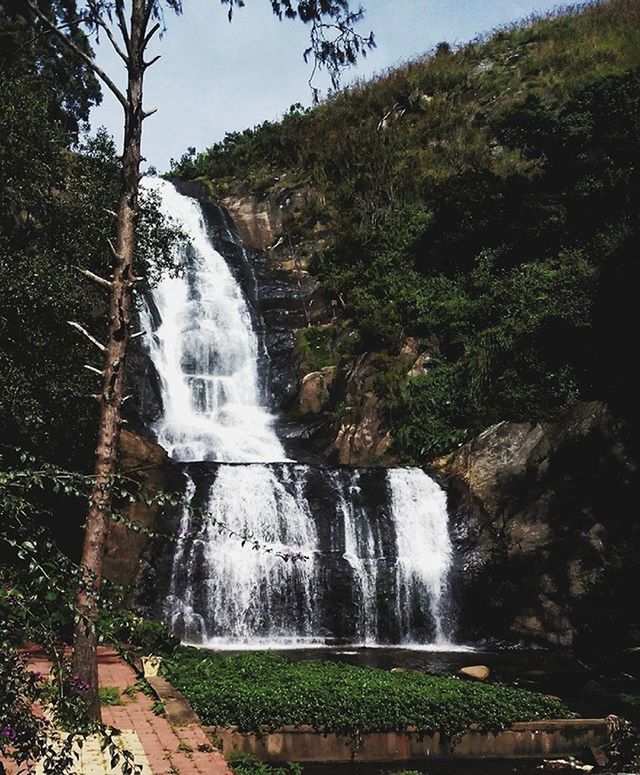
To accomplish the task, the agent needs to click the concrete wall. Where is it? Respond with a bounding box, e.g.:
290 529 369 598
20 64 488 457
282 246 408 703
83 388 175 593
209 718 615 763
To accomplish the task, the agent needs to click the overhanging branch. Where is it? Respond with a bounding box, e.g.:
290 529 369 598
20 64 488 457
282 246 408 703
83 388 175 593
96 18 129 64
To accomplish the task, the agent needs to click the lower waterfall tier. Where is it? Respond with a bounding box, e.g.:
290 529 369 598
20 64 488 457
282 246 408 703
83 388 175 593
139 462 453 648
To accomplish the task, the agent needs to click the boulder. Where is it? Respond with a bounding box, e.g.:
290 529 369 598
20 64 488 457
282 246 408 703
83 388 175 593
333 394 392 465
328 353 395 466
298 366 337 415
458 665 491 681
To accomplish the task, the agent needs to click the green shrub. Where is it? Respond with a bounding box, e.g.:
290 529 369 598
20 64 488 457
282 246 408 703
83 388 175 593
295 326 339 373
105 611 179 656
164 649 570 737
227 752 302 775
381 362 468 462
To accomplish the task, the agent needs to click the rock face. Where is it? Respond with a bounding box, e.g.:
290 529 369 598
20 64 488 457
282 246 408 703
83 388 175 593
221 186 315 251
435 401 640 654
332 394 392 466
328 353 403 466
123 336 163 434
103 430 168 590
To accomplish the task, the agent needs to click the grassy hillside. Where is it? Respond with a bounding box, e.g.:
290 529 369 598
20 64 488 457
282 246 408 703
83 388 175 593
171 0 640 461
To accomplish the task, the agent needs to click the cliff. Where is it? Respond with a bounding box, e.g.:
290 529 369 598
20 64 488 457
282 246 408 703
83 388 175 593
434 402 640 656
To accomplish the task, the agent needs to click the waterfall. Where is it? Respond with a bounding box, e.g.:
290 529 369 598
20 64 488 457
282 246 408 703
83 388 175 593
141 178 454 647
140 177 285 463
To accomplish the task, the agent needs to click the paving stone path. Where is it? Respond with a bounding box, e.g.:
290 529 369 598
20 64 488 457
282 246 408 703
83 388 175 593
2 646 232 775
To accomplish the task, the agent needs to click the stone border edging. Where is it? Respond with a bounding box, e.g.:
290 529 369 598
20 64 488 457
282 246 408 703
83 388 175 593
145 675 201 726
204 718 617 763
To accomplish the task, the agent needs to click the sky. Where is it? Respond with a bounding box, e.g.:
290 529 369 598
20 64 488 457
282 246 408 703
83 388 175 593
90 0 576 171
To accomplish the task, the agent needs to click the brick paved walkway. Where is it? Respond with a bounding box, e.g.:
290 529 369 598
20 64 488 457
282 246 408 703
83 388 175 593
2 646 232 775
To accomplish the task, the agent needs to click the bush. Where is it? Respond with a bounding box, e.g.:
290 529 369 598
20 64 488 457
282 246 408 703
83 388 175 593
105 610 179 656
295 326 339 373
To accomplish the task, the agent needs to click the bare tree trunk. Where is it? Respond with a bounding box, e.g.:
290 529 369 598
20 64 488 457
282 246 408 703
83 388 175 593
72 0 146 721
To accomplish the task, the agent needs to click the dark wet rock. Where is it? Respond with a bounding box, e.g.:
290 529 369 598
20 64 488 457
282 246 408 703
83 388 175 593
123 339 163 433
277 417 330 465
265 329 299 409
434 401 640 655
137 461 442 644
103 430 169 593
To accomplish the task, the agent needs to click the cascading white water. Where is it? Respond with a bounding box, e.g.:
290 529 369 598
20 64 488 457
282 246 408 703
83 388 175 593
333 470 381 643
140 177 285 463
387 468 452 644
164 465 319 645
142 178 455 647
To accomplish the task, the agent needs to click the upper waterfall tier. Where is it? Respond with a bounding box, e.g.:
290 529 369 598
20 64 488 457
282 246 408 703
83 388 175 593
139 178 286 463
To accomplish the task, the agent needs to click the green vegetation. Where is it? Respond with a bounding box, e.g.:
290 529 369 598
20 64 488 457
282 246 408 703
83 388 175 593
295 326 339 373
106 610 180 657
227 752 302 775
171 0 640 460
0 457 161 773
98 687 123 707
164 649 569 736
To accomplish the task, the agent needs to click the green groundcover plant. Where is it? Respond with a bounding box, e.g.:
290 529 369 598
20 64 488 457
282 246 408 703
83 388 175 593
164 649 570 737
227 752 302 775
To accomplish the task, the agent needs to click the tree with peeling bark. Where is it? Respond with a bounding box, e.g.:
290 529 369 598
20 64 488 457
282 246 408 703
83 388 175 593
22 0 374 720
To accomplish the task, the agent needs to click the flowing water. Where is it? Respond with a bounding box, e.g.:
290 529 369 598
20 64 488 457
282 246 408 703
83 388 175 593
140 178 455 648
139 178 284 463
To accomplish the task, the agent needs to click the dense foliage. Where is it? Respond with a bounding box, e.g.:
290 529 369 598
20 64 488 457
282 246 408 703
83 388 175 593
0 77 184 469
171 0 640 460
164 649 569 736
0 0 101 137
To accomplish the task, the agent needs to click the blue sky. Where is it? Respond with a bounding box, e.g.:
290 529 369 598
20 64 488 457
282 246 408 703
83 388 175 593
90 0 576 171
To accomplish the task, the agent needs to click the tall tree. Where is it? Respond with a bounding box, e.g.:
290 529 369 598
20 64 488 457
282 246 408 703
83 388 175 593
21 0 373 719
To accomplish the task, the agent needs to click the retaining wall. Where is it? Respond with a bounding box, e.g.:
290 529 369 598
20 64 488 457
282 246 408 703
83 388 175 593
207 718 616 763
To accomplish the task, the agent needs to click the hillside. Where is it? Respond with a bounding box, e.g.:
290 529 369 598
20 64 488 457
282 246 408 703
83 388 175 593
169 0 640 463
